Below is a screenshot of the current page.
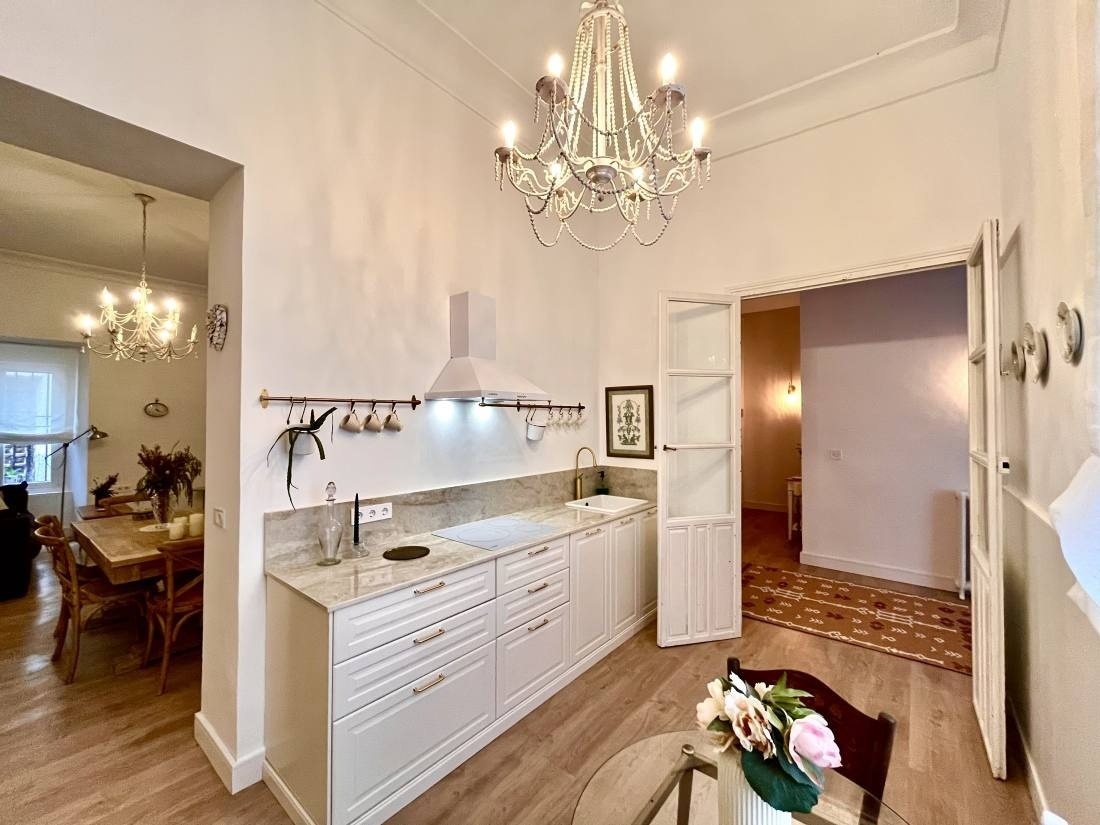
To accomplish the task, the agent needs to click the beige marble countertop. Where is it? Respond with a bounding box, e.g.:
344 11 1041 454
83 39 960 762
265 501 654 612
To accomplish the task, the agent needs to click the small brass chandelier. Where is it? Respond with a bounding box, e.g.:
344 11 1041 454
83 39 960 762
76 193 197 362
493 0 712 251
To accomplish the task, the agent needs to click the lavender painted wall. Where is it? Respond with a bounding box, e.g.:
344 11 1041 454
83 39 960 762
799 266 968 590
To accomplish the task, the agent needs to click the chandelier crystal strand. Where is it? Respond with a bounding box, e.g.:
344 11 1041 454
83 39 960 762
493 0 711 250
76 193 198 363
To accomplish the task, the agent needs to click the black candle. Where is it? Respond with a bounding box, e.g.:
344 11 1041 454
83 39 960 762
353 493 360 545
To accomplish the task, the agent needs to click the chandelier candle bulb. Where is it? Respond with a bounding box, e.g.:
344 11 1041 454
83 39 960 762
547 52 565 78
502 121 517 150
690 117 705 149
659 53 677 86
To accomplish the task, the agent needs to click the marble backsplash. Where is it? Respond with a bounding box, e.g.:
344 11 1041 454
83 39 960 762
264 465 657 566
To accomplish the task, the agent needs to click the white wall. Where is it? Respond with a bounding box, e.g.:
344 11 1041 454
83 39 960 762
799 268 968 591
995 1 1100 822
597 72 1002 468
741 306 801 510
0 0 597 786
0 250 206 511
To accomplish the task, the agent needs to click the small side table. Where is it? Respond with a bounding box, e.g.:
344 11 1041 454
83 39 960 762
786 476 802 541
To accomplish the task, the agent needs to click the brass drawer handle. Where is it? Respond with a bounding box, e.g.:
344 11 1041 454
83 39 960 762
528 545 551 556
527 581 550 594
585 528 602 537
413 581 446 596
527 617 550 632
619 517 634 525
647 508 657 516
412 673 445 694
412 627 445 645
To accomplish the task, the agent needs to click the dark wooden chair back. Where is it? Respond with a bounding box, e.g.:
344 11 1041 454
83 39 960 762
728 657 896 823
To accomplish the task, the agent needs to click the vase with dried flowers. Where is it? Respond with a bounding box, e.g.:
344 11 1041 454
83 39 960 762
136 444 202 527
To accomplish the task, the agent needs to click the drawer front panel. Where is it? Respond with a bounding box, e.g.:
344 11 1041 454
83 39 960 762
496 602 570 715
332 561 495 664
331 642 496 825
332 601 496 720
496 537 568 594
495 567 569 634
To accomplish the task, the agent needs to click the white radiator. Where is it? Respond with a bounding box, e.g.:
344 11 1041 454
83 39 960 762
955 489 971 600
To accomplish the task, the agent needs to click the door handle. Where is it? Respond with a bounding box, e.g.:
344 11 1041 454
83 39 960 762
412 673 446 694
585 527 603 537
413 581 447 596
619 517 634 525
662 445 678 451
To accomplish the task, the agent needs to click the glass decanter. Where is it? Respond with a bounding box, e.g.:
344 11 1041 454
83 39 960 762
317 481 343 566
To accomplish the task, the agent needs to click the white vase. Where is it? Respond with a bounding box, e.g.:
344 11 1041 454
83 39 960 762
717 748 793 825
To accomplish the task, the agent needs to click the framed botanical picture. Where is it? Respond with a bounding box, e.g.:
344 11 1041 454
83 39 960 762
605 385 654 459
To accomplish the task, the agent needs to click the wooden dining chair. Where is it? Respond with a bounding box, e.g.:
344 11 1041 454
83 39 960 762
34 523 147 684
143 537 204 694
99 493 148 515
727 657 896 825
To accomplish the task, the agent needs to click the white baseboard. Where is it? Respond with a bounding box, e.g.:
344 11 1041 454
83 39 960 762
798 551 958 592
264 762 318 825
194 711 265 794
1009 698 1050 823
743 501 787 513
348 610 656 825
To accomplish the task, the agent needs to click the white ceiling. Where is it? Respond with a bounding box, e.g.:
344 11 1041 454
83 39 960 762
324 0 1005 154
0 141 209 284
421 0 960 118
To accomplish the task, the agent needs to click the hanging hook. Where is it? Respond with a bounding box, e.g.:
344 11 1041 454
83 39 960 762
286 399 296 425
299 401 307 423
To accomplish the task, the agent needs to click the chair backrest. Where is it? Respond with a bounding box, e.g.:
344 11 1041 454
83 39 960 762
99 493 148 514
156 538 204 611
34 524 81 606
36 514 63 534
728 657 896 820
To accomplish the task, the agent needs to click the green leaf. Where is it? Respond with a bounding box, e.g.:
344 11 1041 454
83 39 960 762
707 718 732 734
740 750 819 813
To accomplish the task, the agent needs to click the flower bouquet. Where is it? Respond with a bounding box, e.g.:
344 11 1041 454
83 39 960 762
136 443 202 526
697 671 842 815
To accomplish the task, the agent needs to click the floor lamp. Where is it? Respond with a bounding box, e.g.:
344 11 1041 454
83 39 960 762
47 425 109 528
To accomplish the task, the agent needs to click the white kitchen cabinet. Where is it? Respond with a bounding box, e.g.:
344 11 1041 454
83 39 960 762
610 515 640 635
570 525 610 662
331 642 496 825
496 567 569 634
496 602 570 714
640 507 658 615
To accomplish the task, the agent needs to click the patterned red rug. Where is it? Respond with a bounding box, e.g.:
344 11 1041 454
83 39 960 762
742 563 972 674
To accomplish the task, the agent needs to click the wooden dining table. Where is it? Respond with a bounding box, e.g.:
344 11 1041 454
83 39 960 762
72 516 173 585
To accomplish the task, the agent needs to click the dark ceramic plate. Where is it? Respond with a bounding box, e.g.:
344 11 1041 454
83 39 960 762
383 545 430 561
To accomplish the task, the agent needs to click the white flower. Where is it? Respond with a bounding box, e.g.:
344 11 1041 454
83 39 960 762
728 670 749 695
707 679 729 718
724 691 777 759
696 697 724 728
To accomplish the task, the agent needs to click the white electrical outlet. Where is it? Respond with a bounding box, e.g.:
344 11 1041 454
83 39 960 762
828 448 843 461
360 502 393 524
213 507 226 528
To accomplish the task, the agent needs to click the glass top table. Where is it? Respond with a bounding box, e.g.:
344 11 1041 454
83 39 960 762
573 731 910 825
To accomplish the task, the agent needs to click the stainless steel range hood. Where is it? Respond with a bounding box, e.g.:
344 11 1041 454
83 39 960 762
426 292 549 402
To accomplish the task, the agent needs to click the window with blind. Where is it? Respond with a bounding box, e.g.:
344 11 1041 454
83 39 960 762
0 342 82 490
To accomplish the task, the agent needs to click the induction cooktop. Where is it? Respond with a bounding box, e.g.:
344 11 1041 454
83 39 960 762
433 516 558 552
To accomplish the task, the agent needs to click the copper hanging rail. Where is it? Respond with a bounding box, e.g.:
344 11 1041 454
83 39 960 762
259 389 421 410
477 398 585 413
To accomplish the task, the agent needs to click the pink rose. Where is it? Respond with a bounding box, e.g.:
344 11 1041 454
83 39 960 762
788 714 842 775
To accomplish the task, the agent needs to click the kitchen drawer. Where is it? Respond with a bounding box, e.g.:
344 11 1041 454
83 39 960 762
331 642 495 825
496 602 570 715
496 536 568 594
495 567 569 634
331 600 496 721
332 561 495 664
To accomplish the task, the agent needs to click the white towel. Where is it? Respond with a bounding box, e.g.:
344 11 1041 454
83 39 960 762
1049 453 1100 635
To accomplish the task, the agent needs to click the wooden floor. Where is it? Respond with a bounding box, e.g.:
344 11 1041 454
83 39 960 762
3 537 1033 825
741 508 963 602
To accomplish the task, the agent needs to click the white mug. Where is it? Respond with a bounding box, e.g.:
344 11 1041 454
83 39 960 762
340 405 364 433
383 404 402 432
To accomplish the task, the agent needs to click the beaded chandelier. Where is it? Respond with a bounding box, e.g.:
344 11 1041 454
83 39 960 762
493 0 711 251
76 193 197 362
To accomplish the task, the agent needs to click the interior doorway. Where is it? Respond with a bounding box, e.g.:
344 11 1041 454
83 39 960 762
738 265 974 677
